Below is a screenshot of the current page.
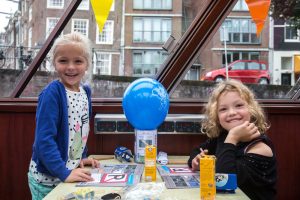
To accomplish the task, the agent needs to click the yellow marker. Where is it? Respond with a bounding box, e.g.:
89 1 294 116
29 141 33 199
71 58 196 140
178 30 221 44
144 145 157 182
200 155 216 200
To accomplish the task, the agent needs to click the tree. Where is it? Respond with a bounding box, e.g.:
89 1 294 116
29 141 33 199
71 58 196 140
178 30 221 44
270 0 300 29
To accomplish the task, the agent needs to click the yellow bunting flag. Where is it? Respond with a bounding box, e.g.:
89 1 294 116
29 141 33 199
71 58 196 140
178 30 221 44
90 0 113 33
245 0 271 37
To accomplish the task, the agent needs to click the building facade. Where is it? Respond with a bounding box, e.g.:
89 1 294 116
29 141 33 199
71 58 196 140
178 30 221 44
199 0 270 82
272 18 300 85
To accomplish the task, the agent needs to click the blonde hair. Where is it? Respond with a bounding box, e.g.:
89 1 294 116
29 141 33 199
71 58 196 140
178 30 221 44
202 79 269 138
51 32 92 84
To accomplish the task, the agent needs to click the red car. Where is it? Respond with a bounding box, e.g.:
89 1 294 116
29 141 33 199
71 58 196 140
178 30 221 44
203 60 270 84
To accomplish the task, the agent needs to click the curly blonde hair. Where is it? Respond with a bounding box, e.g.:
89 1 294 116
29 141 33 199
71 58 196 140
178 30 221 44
202 79 269 138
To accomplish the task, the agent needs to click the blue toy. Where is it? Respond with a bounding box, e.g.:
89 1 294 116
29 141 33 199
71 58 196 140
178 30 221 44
122 78 169 130
114 146 133 162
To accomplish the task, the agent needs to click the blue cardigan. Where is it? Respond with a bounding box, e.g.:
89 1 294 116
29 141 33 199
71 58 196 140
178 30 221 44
31 80 92 181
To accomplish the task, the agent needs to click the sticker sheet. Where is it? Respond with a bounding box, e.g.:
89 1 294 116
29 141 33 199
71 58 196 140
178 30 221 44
76 164 144 187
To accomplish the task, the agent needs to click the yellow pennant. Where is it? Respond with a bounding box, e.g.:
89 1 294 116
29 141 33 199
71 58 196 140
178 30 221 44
245 0 271 37
90 0 114 33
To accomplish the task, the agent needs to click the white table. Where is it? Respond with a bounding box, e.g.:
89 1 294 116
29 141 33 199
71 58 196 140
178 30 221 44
44 155 250 200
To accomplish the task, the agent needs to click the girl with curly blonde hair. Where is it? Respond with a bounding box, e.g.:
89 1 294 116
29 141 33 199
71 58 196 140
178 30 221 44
188 79 277 200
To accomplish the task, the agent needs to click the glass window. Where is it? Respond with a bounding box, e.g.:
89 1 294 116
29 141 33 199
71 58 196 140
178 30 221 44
96 21 114 44
231 62 245 70
78 0 89 10
47 0 64 9
248 62 260 70
223 18 260 44
133 0 172 10
72 19 89 36
281 57 292 70
285 24 300 42
222 52 260 65
133 17 171 43
46 18 60 38
185 65 201 80
133 50 168 76
94 53 111 75
233 0 248 11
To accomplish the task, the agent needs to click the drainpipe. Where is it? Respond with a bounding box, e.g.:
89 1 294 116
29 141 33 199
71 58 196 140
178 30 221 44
119 0 125 75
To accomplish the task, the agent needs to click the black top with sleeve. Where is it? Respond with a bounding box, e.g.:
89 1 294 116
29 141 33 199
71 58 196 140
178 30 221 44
188 132 277 200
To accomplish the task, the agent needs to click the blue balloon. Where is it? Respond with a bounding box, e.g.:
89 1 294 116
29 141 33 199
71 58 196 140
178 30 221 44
122 78 169 130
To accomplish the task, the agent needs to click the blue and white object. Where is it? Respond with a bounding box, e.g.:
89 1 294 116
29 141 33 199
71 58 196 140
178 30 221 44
114 146 133 162
122 78 169 130
215 173 237 192
157 151 168 165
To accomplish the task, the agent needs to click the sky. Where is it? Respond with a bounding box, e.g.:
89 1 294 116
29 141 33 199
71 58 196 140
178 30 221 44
0 0 19 32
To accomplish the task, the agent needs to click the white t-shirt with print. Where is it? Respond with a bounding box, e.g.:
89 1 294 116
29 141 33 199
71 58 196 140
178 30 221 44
29 86 90 186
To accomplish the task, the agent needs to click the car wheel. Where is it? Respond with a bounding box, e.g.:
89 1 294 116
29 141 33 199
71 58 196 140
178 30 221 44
214 76 225 82
258 78 268 85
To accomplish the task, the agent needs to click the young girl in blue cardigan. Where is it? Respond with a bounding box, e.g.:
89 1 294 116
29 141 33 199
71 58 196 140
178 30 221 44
28 32 99 200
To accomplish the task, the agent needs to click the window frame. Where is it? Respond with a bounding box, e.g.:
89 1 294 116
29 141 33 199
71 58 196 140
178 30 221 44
284 23 300 42
132 50 168 76
47 0 64 9
133 0 172 10
71 18 89 36
94 52 112 75
46 17 60 38
222 18 260 44
133 17 172 43
96 20 114 44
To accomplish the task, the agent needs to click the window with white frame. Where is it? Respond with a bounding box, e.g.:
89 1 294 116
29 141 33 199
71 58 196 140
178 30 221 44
233 0 248 11
222 18 260 44
133 50 168 76
78 0 89 10
46 18 60 38
47 0 64 9
133 17 171 43
285 24 300 42
94 52 111 75
96 20 114 44
133 0 172 10
72 19 89 36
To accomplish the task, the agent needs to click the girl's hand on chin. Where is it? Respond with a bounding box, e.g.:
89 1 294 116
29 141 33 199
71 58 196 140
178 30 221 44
226 121 260 144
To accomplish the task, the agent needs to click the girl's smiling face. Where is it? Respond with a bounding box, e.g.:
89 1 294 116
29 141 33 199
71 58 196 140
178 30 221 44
217 91 251 131
54 44 88 92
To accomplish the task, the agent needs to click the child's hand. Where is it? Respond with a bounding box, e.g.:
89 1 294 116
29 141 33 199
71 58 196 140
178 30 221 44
79 158 100 168
226 121 260 144
65 168 93 182
191 149 208 171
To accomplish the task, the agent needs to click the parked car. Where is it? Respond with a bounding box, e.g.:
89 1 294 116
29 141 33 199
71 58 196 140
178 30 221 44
203 60 270 84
